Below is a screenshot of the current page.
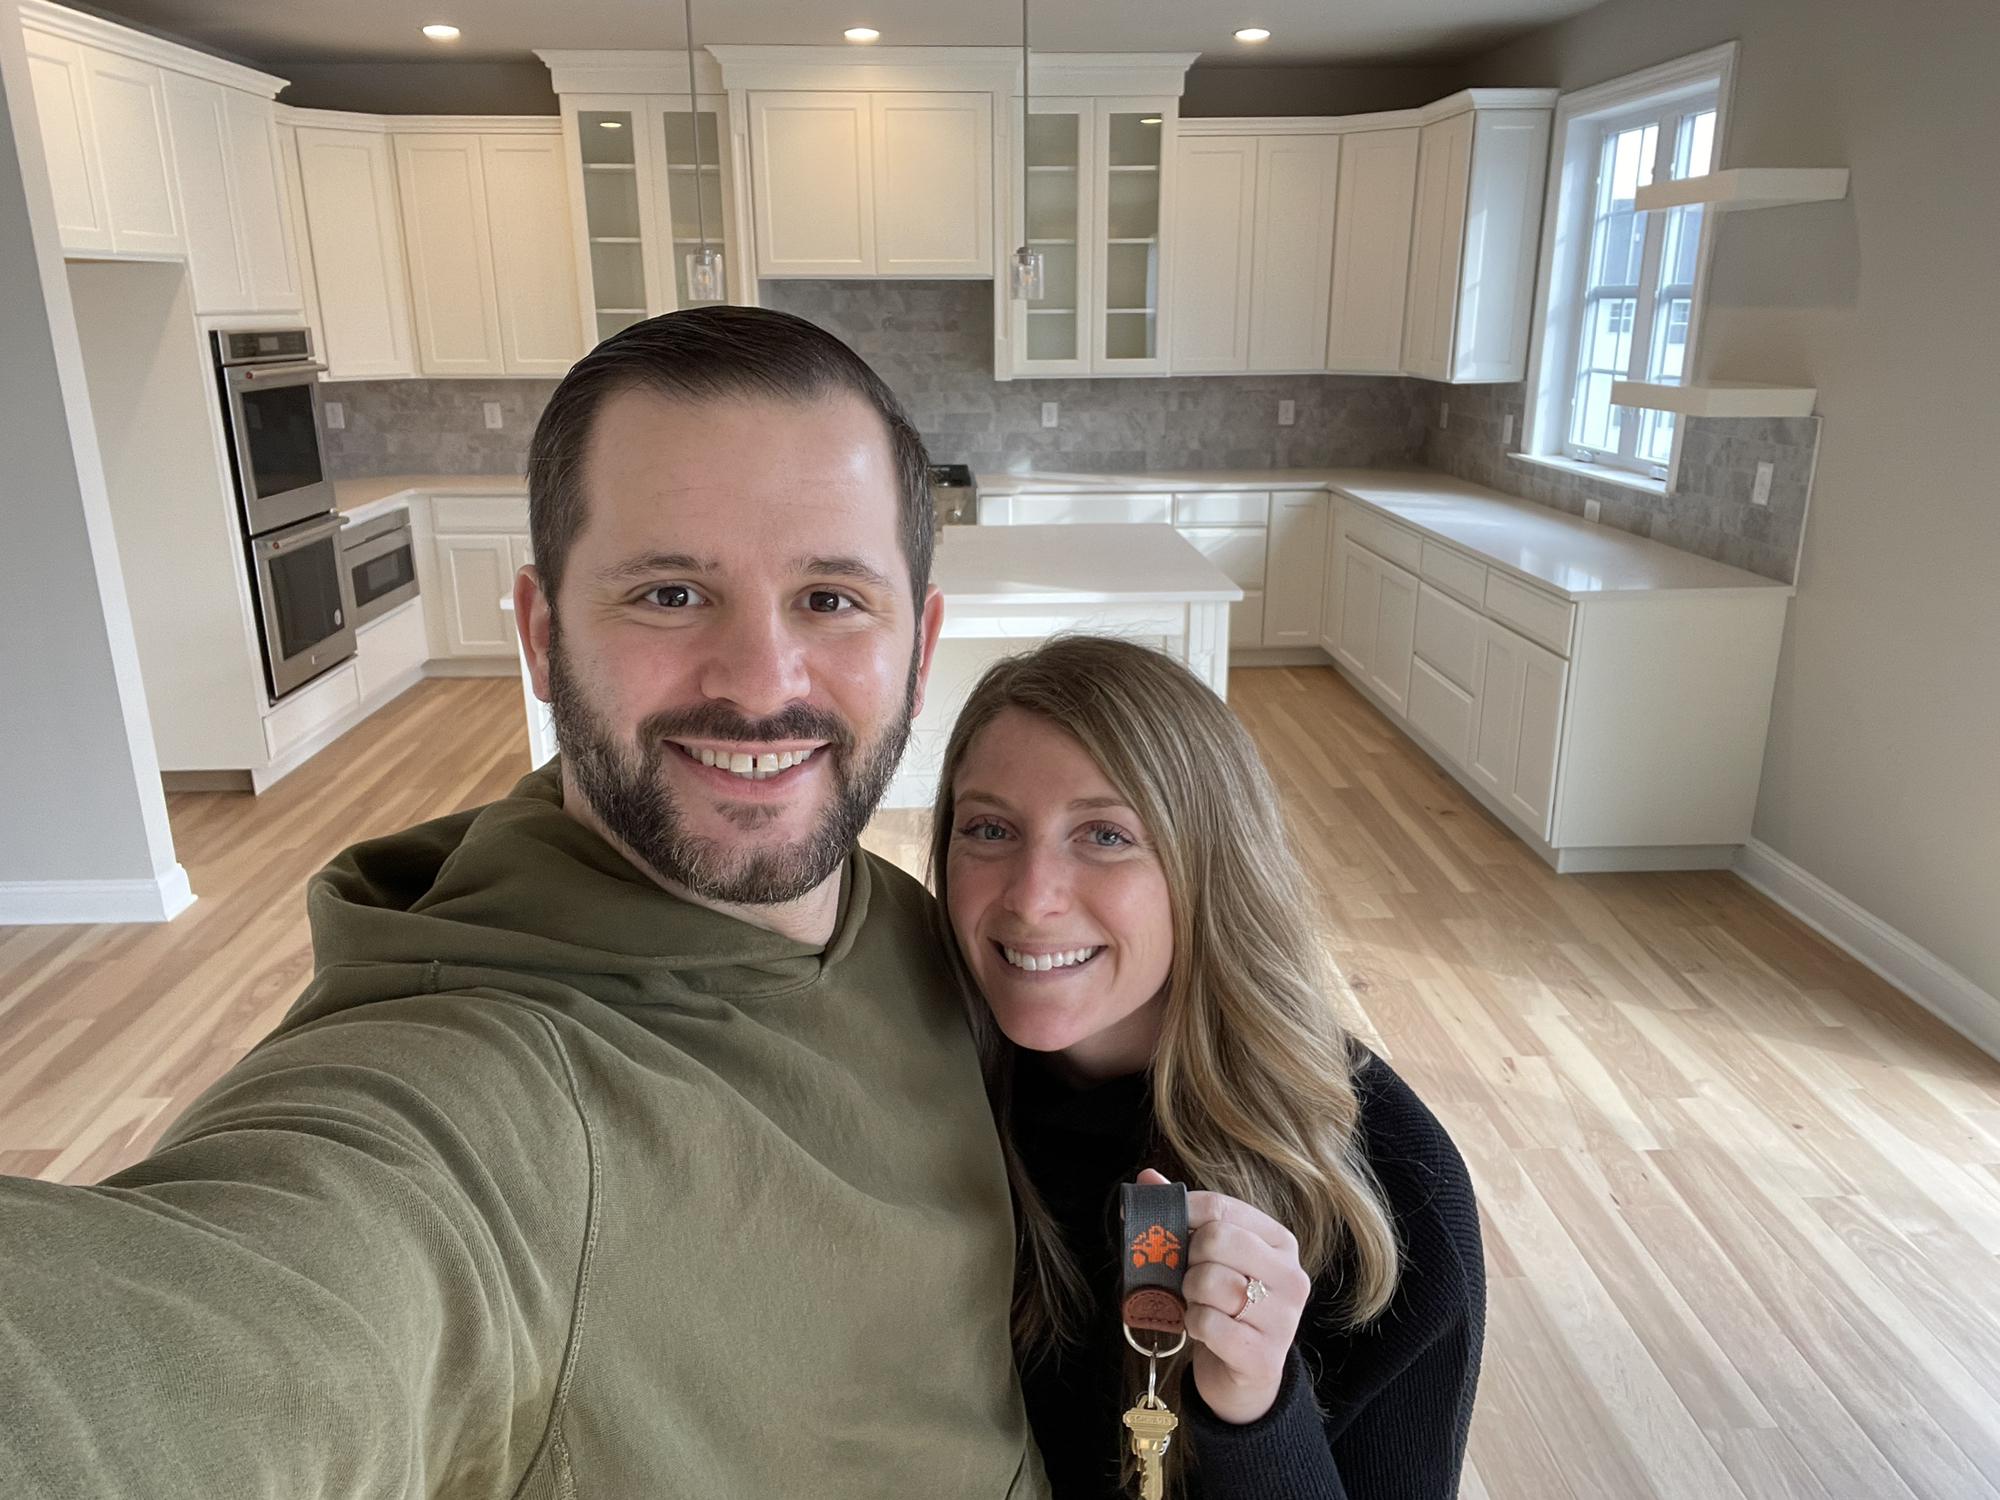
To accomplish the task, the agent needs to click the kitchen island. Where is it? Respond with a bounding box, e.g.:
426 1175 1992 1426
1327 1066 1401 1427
508 523 1242 811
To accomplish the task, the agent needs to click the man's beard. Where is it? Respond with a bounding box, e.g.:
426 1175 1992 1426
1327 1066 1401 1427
545 613 919 906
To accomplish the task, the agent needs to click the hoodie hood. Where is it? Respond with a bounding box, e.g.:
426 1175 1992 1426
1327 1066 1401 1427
277 760 870 1040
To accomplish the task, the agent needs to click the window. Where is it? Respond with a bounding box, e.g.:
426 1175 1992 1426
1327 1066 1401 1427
1521 46 1734 487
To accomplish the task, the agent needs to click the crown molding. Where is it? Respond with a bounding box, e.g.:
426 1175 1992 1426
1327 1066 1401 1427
273 105 559 136
534 49 725 97
20 0 289 98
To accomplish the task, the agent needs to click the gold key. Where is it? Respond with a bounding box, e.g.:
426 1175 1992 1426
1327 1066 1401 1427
1124 1398 1178 1500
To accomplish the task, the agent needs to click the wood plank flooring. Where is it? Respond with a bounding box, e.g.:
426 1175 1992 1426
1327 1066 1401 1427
4 665 1997 1498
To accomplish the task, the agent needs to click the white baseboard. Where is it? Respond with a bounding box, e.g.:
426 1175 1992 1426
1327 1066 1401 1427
423 658 516 679
0 863 196 925
1734 839 2000 1063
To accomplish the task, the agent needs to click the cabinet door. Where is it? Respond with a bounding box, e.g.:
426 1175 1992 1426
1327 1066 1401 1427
1093 100 1172 376
82 46 181 255
1262 493 1329 648
1402 111 1472 381
1319 500 1345 655
510 534 535 573
162 72 249 312
24 30 112 253
1449 109 1553 382
1167 135 1256 374
1368 558 1419 718
750 92 874 276
1011 99 1093 377
293 127 415 379
223 91 302 312
437 534 518 657
1326 127 1418 373
396 134 505 376
481 135 584 374
1334 542 1379 679
872 93 992 276
656 97 737 308
1247 134 1338 373
1469 619 1569 838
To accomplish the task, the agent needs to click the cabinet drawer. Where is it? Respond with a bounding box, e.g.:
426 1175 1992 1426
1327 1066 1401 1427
1343 506 1423 572
1174 490 1270 526
1408 656 1474 769
264 662 359 758
1230 590 1266 648
1178 526 1267 589
1484 570 1575 657
1420 540 1485 607
431 494 528 532
1414 581 1481 692
1009 492 1174 526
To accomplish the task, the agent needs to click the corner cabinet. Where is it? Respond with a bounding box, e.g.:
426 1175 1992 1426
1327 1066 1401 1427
287 123 417 380
1325 126 1419 373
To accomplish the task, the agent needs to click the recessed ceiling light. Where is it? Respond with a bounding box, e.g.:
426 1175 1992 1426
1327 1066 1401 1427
844 27 880 43
1234 27 1272 43
421 23 460 42
1140 116 1162 125
598 120 624 129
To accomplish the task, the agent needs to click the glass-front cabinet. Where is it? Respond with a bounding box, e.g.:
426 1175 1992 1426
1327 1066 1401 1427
560 92 744 347
1007 96 1175 378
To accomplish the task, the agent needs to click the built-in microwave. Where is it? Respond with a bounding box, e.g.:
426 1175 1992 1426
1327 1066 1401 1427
341 507 420 628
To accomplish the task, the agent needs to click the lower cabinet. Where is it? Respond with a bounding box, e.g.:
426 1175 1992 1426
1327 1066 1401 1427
355 600 429 700
1466 618 1568 839
435 533 520 656
1332 538 1417 715
1261 492 1327 648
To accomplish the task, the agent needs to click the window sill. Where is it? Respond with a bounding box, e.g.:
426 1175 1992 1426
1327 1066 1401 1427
1510 452 1667 498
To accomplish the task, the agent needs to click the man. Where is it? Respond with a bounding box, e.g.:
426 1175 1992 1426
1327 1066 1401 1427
0 307 1048 1499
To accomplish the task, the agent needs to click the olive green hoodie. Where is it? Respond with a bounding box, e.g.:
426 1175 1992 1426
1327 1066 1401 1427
0 762 1047 1499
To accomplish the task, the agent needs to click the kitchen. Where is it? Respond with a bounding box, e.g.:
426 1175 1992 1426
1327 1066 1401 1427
3 0 1998 1496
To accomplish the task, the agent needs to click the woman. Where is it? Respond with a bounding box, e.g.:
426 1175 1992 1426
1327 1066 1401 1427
929 636 1485 1498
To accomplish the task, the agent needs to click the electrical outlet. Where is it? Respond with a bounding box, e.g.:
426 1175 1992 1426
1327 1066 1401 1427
1501 413 1514 447
1751 460 1774 506
1278 399 1296 427
483 401 504 430
1584 499 1602 524
1041 401 1059 429
1439 401 1449 429
323 401 345 430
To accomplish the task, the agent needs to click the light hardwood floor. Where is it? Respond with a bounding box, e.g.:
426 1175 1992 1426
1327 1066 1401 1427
4 667 1997 1499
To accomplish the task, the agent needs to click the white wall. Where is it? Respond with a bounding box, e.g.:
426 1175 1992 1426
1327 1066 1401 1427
1462 0 2000 1003
0 11 191 922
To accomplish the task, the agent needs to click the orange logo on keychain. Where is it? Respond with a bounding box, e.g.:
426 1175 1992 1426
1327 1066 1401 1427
1130 1223 1182 1269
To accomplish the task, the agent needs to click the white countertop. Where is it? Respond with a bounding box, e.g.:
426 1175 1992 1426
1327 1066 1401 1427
1322 469 1791 598
334 473 525 514
974 467 1345 496
935 524 1241 606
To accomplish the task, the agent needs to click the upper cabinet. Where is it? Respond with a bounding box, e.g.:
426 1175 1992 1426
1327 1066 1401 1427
747 89 993 278
163 75 300 314
287 124 416 380
1325 126 1419 373
1401 95 1555 384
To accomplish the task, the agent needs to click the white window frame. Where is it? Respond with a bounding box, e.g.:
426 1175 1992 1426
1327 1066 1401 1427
1519 43 1738 493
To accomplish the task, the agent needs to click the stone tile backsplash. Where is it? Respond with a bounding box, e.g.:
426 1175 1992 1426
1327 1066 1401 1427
1416 379 1818 584
322 285 1814 585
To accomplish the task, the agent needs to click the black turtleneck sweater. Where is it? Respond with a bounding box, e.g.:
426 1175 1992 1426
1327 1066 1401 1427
1011 1046 1485 1499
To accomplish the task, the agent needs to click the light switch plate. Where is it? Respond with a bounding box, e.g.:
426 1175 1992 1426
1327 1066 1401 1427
1278 399 1296 427
483 401 504 430
1751 460 1774 506
1041 401 1059 429
1501 413 1514 446
1584 499 1602 524
323 401 345 430
1439 401 1450 429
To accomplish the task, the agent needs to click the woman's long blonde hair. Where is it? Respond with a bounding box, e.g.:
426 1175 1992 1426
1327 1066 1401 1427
928 635 1401 1378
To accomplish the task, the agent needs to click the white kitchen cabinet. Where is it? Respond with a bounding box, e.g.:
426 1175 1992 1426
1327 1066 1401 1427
355 601 430 703
1402 100 1552 383
1469 618 1569 838
163 74 300 314
292 126 416 379
872 93 993 275
1167 136 1256 373
1325 127 1418 373
1334 542 1379 680
480 135 585 374
395 134 506 376
24 28 111 252
436 533 520 657
1247 134 1339 373
1261 491 1328 648
749 91 874 276
1333 537 1418 718
1178 525 1266 649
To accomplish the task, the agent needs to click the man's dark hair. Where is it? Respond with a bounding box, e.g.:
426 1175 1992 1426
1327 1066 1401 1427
526 305 934 607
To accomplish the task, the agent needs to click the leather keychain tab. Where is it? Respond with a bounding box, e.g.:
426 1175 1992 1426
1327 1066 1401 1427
1120 1180 1190 1337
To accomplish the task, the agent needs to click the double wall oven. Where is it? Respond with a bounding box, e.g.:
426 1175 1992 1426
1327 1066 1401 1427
214 328 353 700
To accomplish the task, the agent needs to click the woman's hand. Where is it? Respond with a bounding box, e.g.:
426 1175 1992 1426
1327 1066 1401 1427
1136 1167 1311 1425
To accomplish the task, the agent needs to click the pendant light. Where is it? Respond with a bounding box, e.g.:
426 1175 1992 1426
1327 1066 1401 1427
1010 0 1044 300
681 0 724 303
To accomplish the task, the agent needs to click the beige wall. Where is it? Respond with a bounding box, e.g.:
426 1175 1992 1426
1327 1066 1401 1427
1461 0 2000 1001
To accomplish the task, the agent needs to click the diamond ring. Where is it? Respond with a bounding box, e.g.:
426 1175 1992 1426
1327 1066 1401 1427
1238 1277 1269 1318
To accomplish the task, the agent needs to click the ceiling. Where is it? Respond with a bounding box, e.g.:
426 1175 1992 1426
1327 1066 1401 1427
69 0 1600 70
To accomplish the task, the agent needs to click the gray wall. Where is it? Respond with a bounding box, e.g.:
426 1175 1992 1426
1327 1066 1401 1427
0 13 181 895
1459 0 2000 1003
1180 63 1464 118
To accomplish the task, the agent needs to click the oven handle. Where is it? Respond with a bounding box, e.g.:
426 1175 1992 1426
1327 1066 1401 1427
343 523 412 569
254 513 348 559
236 361 328 382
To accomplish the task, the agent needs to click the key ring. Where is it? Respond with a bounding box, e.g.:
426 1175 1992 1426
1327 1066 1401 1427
1123 1325 1189 1360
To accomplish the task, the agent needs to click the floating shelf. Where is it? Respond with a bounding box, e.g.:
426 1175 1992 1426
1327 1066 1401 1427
1635 167 1848 214
1611 380 1816 419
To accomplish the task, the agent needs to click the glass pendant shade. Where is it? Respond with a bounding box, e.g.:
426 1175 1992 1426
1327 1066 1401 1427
687 246 725 303
1011 245 1045 301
